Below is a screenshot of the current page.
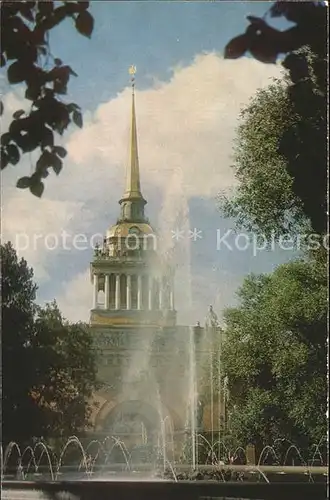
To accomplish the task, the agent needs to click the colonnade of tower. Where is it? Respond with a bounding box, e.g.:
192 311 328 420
92 272 174 311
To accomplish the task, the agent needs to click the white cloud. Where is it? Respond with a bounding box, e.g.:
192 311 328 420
1 188 93 282
2 53 282 321
66 53 281 199
57 270 91 322
0 86 31 135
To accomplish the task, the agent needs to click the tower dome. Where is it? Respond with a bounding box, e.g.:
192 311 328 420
106 222 155 239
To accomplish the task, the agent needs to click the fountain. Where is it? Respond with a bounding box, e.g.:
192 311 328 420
2 436 328 483
188 326 197 470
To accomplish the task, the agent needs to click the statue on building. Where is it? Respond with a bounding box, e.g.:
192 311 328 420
205 305 219 328
94 242 101 258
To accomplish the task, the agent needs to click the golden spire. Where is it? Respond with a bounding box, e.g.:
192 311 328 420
123 65 144 200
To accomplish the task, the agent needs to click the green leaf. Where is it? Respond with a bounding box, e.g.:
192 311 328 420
76 1 90 11
17 176 31 189
72 110 83 128
41 127 54 149
40 169 49 179
53 146 67 158
51 154 63 175
7 144 20 165
25 82 41 101
69 67 78 77
1 133 11 146
68 102 81 113
224 34 250 59
38 1 54 16
7 61 25 84
250 38 278 64
13 109 25 120
39 5 68 31
30 179 44 198
54 81 67 95
36 150 52 173
1 147 9 169
75 11 94 38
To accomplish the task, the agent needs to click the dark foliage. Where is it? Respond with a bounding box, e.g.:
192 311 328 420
0 1 94 196
224 1 327 235
225 1 326 80
222 257 327 454
1 242 99 446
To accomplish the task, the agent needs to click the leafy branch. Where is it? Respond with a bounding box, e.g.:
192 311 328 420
1 1 94 197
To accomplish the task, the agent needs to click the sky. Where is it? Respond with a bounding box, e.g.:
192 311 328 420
1 1 298 326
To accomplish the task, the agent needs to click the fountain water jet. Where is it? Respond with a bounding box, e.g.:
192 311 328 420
20 446 37 479
102 437 131 472
283 445 307 466
188 326 197 470
3 442 22 479
55 436 91 480
2 437 328 482
258 446 279 466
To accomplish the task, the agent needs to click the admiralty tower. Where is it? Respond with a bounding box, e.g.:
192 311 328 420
89 69 183 446
88 69 225 454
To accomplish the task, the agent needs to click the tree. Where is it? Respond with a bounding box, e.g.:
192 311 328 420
1 242 99 446
280 48 326 236
220 78 304 238
224 1 327 236
224 1 327 92
220 1 327 459
32 301 100 439
1 241 38 444
221 257 327 455
220 50 326 238
0 1 94 197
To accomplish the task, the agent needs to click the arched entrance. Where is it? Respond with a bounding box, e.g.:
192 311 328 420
104 400 160 436
102 400 162 465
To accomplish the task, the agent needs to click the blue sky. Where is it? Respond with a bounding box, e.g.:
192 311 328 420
2 1 298 325
50 1 289 107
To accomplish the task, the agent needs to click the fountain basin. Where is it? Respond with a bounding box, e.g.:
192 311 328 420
1 479 327 500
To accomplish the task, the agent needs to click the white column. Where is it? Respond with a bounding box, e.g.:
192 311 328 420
148 276 153 310
159 277 163 310
93 273 98 309
104 274 110 309
115 273 121 310
137 274 142 310
126 274 132 310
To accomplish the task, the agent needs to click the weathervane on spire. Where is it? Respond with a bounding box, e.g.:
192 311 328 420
129 65 137 92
